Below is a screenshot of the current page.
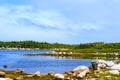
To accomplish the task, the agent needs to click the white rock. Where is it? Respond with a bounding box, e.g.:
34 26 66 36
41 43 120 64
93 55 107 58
0 78 6 80
73 66 89 72
109 70 119 75
92 60 106 63
98 63 106 69
77 70 88 78
73 66 89 78
105 61 114 67
54 74 64 79
0 78 12 80
92 60 116 69
110 64 120 71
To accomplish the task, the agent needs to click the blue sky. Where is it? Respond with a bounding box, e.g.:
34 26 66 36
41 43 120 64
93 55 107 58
0 0 120 44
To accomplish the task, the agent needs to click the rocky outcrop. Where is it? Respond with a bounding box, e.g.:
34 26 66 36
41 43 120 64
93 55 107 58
53 66 90 79
92 60 120 75
73 66 89 78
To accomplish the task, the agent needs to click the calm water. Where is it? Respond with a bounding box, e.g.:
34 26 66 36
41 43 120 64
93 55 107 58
0 50 91 74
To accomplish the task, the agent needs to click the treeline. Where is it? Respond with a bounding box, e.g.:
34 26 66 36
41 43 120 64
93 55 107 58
0 41 120 53
69 42 120 53
0 41 73 49
55 42 120 53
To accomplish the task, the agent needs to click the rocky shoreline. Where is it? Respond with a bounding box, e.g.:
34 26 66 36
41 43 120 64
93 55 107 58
24 52 119 58
0 59 120 80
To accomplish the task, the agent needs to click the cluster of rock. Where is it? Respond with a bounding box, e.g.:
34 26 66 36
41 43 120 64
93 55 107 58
0 68 26 80
24 67 89 80
51 52 73 56
53 66 90 80
92 60 120 75
53 60 120 80
0 60 120 80
0 66 90 80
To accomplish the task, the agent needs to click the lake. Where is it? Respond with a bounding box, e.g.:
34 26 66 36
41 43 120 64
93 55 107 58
0 50 92 74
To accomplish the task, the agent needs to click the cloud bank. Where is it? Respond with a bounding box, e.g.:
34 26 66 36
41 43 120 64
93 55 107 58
0 0 120 43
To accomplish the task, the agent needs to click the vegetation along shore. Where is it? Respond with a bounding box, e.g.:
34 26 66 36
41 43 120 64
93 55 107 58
1 41 120 54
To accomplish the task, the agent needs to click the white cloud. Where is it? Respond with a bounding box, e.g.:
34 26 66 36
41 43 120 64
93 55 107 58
0 5 106 43
0 6 76 43
0 0 120 43
0 5 101 31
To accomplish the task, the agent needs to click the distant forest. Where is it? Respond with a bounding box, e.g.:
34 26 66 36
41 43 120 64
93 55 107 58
0 41 120 53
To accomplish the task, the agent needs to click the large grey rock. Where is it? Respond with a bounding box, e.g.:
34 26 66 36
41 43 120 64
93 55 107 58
73 66 89 78
92 60 116 70
92 60 107 70
110 64 120 71
73 66 89 72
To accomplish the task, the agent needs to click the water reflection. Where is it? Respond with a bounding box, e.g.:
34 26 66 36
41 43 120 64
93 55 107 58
54 56 120 60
